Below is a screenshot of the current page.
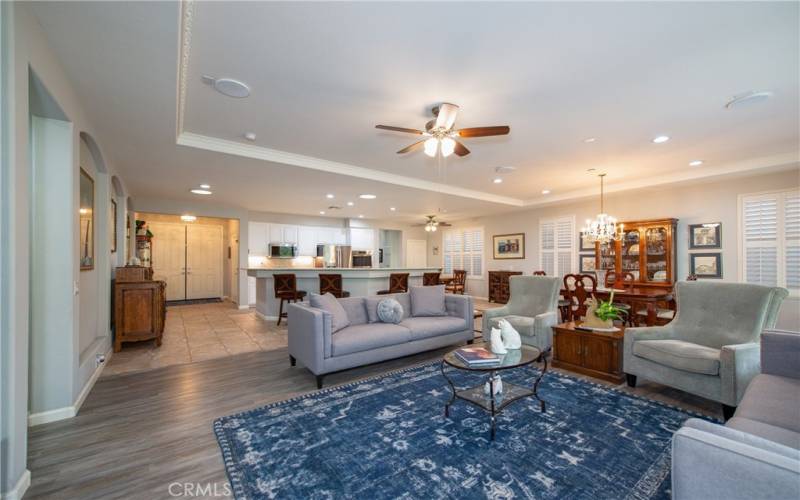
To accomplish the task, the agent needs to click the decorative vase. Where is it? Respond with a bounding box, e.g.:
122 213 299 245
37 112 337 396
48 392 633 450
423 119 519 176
489 328 507 354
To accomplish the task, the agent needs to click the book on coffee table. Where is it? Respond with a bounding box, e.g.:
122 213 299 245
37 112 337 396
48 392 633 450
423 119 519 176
455 347 501 366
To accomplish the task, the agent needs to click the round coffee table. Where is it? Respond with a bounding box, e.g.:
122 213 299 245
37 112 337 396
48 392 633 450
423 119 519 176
441 342 551 440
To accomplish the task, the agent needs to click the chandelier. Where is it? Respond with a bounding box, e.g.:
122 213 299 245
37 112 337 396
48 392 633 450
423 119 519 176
424 220 438 232
582 173 622 244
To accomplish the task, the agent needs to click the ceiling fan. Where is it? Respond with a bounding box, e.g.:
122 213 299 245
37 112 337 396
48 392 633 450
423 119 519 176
413 215 452 232
376 103 510 158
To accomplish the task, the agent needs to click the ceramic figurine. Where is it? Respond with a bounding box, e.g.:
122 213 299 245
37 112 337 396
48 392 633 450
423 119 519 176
489 327 507 354
484 373 503 395
499 319 522 349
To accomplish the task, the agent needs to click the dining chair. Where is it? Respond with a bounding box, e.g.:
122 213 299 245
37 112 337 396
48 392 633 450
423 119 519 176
445 269 467 294
422 272 441 286
377 273 409 295
318 273 350 298
274 274 307 326
532 270 547 276
563 273 597 321
634 275 696 325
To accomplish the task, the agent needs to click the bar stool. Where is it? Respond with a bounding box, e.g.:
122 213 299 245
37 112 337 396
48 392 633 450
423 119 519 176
422 272 441 286
377 273 409 295
274 274 307 326
318 273 350 298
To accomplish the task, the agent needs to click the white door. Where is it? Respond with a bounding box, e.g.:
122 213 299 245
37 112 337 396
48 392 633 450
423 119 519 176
406 239 427 268
186 224 223 299
149 222 186 301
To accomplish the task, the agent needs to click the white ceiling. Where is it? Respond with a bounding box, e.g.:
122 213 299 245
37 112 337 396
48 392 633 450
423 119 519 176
30 1 799 222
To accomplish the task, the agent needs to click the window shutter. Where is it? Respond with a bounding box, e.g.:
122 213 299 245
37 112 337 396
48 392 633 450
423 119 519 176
442 228 483 278
784 192 800 291
540 216 575 276
556 217 575 275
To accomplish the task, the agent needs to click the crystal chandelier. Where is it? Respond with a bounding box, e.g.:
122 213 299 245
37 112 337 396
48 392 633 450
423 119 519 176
582 173 622 244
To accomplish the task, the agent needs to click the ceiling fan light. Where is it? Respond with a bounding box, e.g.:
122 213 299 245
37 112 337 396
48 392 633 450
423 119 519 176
440 137 456 157
423 138 438 157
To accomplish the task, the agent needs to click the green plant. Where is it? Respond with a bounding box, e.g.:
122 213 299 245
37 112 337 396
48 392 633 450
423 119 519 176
594 291 625 321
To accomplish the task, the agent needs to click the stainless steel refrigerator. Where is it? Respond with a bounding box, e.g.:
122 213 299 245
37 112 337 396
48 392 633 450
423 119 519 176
317 245 352 268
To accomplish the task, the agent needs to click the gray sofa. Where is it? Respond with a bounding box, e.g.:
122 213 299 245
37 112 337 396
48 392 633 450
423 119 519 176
288 292 474 388
672 329 800 499
482 275 561 351
624 281 788 418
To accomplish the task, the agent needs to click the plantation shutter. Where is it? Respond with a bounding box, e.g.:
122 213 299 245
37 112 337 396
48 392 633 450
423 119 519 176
540 221 555 276
556 217 575 275
443 228 483 278
784 192 800 291
540 216 575 276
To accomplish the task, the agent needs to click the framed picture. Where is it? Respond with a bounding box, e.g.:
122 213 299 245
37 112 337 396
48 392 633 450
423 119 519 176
689 223 721 249
690 253 722 278
493 233 525 259
579 232 595 252
579 254 597 273
110 199 117 253
79 168 94 270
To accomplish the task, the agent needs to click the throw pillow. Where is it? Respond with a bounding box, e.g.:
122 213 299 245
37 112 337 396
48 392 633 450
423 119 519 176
376 298 404 324
410 285 447 317
366 293 411 322
309 292 350 333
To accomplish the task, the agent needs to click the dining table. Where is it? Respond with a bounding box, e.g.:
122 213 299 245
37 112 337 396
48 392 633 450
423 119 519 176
561 285 674 326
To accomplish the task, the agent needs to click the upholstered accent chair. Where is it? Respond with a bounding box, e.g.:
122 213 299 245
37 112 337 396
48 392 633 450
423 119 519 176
482 275 562 351
624 281 788 418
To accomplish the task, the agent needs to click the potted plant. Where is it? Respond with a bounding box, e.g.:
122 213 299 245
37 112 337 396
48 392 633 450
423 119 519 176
584 291 626 329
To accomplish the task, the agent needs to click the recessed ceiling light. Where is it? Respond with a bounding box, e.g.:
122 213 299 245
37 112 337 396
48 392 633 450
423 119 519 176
359 194 376 199
190 189 212 195
541 189 551 195
180 214 197 222
213 78 250 98
689 160 704 167
652 135 670 144
725 90 773 109
390 207 396 211
584 137 597 143
346 201 355 206
199 183 211 189
326 193 335 199
319 211 326 215
493 178 503 184
358 214 364 218
244 132 256 141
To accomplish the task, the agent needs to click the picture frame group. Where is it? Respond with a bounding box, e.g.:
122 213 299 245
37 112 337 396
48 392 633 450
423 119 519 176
688 222 722 278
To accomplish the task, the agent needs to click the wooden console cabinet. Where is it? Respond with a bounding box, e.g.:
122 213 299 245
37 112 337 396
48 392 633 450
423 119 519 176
552 322 624 383
113 268 166 352
488 270 523 303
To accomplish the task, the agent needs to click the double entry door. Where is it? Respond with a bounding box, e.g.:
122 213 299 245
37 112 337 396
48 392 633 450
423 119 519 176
149 222 223 301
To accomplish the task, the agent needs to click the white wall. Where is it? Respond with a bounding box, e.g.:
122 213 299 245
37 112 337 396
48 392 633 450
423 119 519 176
431 168 800 329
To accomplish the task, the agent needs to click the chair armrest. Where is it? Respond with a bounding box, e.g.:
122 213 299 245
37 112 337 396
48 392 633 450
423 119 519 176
445 294 473 327
534 311 558 350
482 306 510 334
761 329 800 380
287 303 332 374
672 419 800 500
720 342 760 406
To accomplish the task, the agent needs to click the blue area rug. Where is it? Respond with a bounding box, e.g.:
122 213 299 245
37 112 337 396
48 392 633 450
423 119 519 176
214 362 709 499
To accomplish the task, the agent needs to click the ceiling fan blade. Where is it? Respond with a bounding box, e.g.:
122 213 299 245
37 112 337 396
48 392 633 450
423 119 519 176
453 140 470 157
434 103 459 130
396 140 425 154
438 222 453 227
456 126 510 138
376 125 424 135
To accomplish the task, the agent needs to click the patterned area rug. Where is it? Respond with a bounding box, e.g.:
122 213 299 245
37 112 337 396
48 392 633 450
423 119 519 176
214 362 707 499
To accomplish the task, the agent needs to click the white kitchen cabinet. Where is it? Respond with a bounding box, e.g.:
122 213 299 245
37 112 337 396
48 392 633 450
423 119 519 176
315 227 334 245
248 222 269 255
282 225 298 244
268 224 284 243
297 226 317 256
333 228 348 245
350 227 375 251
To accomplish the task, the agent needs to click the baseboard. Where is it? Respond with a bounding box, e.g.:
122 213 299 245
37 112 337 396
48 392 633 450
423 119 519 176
254 310 277 321
0 469 30 500
28 347 112 427
239 304 251 310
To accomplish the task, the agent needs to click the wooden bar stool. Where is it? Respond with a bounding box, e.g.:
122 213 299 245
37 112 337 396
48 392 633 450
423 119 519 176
274 274 307 326
318 273 350 298
422 272 441 286
377 273 409 295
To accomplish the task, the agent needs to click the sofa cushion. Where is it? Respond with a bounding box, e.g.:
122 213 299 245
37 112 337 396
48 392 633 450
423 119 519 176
734 374 800 434
337 297 368 325
488 315 535 337
727 417 800 449
399 316 468 341
330 323 411 356
410 285 446 317
309 293 350 333
366 293 411 323
377 299 404 324
632 339 721 376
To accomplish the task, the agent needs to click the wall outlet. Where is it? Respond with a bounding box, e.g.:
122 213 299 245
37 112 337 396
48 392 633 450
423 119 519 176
95 354 106 367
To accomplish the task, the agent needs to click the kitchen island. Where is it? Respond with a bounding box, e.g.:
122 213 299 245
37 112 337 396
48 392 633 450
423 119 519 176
247 267 442 319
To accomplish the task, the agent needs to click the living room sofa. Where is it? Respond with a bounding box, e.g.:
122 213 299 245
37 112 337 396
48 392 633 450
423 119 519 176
671 329 800 499
288 291 474 388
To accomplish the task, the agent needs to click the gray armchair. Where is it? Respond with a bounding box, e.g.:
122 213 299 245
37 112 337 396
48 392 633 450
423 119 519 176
482 276 561 351
624 281 788 417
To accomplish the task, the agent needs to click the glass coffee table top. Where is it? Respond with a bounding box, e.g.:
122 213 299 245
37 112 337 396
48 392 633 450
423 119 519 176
443 342 542 372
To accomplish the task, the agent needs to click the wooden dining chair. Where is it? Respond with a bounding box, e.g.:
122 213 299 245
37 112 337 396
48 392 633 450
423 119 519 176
422 272 441 286
635 274 694 326
274 274 307 326
318 273 350 298
377 273 410 295
532 271 547 276
563 273 597 321
445 269 467 294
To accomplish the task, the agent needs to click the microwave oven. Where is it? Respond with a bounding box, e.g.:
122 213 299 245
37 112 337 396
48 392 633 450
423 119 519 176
269 243 298 259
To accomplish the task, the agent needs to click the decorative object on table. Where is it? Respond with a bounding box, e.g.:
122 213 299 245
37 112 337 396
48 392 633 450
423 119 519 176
489 327 508 354
580 254 596 273
690 253 722 278
582 292 625 329
579 231 595 251
498 318 521 349
689 222 721 249
493 233 525 259
453 346 500 366
376 298 404 324
110 198 117 253
79 168 95 270
483 373 503 395
582 173 622 244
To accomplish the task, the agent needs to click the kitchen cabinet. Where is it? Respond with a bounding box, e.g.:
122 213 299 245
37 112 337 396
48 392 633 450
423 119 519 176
248 222 269 255
248 277 256 305
269 224 284 243
298 227 317 256
282 225 298 244
350 227 375 251
315 227 334 245
267 224 298 244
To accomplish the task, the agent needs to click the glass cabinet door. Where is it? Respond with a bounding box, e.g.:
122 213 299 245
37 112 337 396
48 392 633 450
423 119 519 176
644 226 668 282
621 229 641 281
598 241 616 272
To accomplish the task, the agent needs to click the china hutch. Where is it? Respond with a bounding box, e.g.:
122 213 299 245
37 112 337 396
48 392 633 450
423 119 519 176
595 218 678 287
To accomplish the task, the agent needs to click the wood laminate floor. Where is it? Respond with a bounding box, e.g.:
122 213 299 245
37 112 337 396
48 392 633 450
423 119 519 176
26 302 722 499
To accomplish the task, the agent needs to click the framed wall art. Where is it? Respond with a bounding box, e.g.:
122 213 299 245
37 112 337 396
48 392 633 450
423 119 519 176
493 233 525 259
689 223 721 249
690 253 722 279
